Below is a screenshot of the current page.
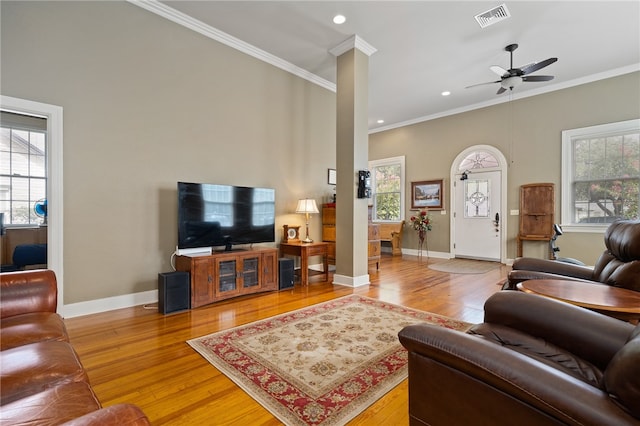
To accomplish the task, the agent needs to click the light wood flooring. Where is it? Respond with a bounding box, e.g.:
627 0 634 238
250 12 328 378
64 254 508 425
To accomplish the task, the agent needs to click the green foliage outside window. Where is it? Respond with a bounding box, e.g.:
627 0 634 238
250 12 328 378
572 133 639 222
373 164 401 221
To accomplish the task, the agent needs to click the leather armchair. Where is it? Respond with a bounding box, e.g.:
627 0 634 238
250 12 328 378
506 219 640 291
399 291 640 426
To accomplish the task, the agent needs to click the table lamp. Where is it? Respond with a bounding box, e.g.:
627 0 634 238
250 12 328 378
295 199 319 243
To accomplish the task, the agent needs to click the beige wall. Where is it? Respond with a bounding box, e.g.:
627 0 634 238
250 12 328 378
370 72 640 264
1 1 336 304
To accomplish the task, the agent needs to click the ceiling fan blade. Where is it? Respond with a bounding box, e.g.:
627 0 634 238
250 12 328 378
490 65 508 77
521 58 558 75
466 80 501 89
522 75 554 82
496 87 507 95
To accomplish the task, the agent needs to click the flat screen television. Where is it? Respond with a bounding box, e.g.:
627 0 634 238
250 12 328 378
178 182 275 252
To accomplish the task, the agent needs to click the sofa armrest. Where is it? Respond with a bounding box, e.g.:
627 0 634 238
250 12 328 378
512 257 594 280
61 404 150 426
483 291 634 369
398 324 636 425
0 270 58 318
506 269 595 288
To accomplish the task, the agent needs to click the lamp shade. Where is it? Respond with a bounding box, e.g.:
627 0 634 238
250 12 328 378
295 199 319 214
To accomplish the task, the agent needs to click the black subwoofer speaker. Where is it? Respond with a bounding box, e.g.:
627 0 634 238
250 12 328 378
158 271 190 314
278 258 294 290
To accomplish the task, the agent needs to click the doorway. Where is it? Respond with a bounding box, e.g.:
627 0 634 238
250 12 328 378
1 95 64 311
450 145 507 263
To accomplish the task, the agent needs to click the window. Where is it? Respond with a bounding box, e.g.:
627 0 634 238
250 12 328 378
369 156 405 222
561 119 639 231
0 111 48 226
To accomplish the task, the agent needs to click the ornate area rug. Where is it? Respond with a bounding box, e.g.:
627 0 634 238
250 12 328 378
188 295 470 425
428 258 501 274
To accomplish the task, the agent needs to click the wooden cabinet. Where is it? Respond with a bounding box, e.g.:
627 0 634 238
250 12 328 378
518 183 555 258
368 223 381 270
322 204 337 264
322 204 381 270
175 247 278 308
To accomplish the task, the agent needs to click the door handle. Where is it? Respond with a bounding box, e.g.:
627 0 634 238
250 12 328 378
493 213 500 232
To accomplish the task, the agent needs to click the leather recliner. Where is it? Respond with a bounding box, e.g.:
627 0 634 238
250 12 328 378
506 219 640 291
398 291 640 425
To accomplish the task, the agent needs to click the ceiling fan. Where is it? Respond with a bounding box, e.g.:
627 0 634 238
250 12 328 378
467 43 557 94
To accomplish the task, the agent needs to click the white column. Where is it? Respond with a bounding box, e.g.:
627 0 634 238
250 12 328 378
330 36 376 287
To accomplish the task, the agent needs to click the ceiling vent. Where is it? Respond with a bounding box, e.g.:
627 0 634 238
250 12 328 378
475 4 511 28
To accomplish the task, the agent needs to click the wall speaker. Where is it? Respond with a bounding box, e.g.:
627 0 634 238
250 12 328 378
158 271 190 314
278 258 294 290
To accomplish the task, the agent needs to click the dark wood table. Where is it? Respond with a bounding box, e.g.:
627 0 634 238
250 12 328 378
279 241 329 286
517 279 640 323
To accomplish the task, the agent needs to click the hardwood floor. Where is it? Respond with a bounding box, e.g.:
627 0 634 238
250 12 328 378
65 255 508 425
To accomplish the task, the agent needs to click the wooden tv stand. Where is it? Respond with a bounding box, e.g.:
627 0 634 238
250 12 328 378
175 247 278 308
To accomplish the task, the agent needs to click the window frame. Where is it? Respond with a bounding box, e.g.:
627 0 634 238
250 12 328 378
368 155 405 223
0 112 48 227
561 118 640 233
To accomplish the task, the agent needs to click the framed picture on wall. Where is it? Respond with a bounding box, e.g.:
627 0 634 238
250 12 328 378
328 168 337 185
411 179 444 210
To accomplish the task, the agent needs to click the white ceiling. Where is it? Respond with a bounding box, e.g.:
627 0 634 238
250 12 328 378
148 1 640 132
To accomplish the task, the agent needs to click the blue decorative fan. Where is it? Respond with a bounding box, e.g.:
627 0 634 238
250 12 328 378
34 199 47 225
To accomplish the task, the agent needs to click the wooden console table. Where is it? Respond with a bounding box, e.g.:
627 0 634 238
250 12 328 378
280 241 329 286
517 279 640 323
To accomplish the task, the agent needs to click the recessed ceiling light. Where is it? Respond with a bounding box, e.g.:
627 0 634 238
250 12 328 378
377 119 385 124
333 14 346 24
441 91 451 96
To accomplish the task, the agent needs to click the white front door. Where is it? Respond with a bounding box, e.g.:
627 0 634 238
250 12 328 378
454 170 501 261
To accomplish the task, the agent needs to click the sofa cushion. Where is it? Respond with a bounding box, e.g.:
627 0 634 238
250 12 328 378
0 270 58 318
0 341 89 406
0 381 101 425
0 312 68 350
604 333 640 419
469 323 604 388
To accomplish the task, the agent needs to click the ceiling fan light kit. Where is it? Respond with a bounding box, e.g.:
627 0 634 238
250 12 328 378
467 43 557 95
501 76 522 90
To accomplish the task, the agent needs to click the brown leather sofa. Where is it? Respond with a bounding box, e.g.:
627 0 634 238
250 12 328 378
0 270 150 425
399 291 640 426
506 219 640 291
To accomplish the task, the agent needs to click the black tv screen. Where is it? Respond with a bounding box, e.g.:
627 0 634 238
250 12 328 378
178 182 275 251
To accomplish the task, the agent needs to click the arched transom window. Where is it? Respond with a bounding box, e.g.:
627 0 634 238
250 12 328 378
457 151 499 171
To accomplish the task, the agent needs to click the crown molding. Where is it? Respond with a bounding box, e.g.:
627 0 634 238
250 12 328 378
329 35 377 57
127 0 336 92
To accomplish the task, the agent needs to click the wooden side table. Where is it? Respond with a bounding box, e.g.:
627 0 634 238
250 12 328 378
279 241 329 286
517 279 640 323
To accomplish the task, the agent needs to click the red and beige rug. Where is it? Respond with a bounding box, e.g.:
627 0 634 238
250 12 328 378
187 295 470 425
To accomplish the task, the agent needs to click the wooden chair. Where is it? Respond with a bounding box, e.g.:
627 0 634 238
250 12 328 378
378 221 405 256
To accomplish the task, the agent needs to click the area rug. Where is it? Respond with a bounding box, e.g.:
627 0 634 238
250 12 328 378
187 295 470 425
428 258 501 274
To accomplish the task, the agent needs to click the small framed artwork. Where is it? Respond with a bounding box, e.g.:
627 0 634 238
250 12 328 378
328 168 337 185
411 179 444 210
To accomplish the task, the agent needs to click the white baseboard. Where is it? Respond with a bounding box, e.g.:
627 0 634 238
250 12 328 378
62 289 158 318
333 273 370 287
401 248 450 259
